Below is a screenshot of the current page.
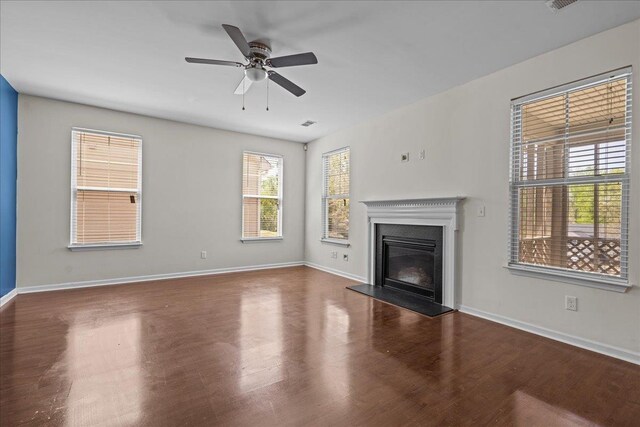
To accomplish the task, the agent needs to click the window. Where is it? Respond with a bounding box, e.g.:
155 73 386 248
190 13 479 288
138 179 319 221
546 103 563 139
322 147 350 243
509 68 631 288
70 128 142 248
242 152 283 240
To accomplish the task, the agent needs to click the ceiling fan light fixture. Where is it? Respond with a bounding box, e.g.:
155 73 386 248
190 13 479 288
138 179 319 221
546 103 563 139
245 67 267 82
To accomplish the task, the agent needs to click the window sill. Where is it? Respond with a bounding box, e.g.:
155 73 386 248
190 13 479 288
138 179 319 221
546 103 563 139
68 242 142 251
241 237 283 243
320 238 350 247
505 263 632 293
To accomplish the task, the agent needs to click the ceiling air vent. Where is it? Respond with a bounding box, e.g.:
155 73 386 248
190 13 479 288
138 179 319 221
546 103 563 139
301 120 316 127
546 0 578 12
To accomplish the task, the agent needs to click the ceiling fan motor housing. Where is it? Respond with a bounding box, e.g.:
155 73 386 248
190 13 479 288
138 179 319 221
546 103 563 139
249 42 271 62
245 42 271 82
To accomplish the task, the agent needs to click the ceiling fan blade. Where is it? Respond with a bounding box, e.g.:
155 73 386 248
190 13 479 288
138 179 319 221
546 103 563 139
268 71 306 97
234 76 253 95
267 52 318 68
185 57 244 67
222 24 251 58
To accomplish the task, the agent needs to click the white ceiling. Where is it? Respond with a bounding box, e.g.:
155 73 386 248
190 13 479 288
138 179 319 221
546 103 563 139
2 1 640 143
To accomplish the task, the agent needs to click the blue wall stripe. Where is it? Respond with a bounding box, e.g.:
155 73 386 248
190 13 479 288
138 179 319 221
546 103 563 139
0 74 18 298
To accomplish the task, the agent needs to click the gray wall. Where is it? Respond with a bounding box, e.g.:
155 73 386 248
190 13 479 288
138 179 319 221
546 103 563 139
304 20 640 354
17 95 306 287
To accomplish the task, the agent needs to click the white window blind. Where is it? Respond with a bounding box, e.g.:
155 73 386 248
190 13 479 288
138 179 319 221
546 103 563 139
509 68 632 284
322 147 350 241
70 129 142 247
242 152 283 239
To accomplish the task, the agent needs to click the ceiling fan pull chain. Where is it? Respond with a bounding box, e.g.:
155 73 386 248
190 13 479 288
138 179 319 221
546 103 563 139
266 77 270 111
242 78 246 111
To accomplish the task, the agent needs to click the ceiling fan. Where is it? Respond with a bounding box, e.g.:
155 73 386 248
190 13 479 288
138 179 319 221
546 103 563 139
185 24 317 98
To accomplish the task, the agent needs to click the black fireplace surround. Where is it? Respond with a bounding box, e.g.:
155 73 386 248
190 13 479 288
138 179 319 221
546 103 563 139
375 224 443 304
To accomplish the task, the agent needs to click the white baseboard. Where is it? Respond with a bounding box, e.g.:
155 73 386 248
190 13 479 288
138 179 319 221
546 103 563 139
304 262 367 283
458 304 640 365
0 288 18 308
18 261 305 294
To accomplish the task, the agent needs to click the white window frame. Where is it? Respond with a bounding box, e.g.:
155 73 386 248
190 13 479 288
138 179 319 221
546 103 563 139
507 68 632 292
241 151 283 242
321 147 350 247
69 128 142 250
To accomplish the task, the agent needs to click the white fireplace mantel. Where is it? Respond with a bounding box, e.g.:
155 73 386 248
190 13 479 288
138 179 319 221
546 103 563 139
361 197 465 309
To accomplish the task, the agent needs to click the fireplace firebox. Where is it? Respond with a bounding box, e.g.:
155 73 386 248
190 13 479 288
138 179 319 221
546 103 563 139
376 224 443 304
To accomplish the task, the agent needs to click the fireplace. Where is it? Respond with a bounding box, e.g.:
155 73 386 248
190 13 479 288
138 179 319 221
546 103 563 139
361 197 464 309
376 224 443 303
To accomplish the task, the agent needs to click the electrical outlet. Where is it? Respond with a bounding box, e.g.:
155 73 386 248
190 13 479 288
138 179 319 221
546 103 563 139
565 296 577 311
201 251 207 259
343 254 349 261
477 206 485 217
419 149 426 160
331 251 338 259
401 152 409 162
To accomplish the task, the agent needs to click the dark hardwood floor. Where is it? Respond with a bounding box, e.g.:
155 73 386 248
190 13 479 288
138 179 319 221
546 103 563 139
1 266 639 426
